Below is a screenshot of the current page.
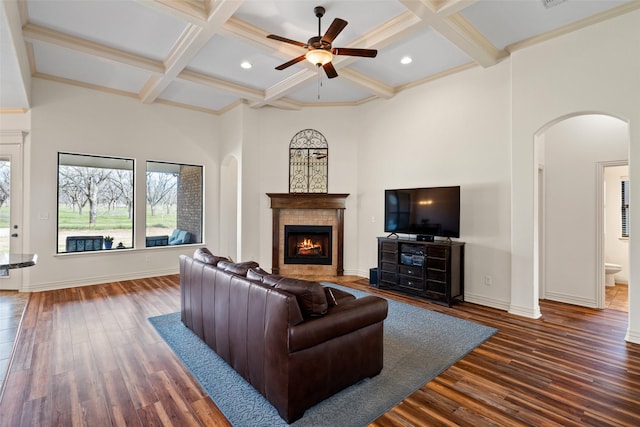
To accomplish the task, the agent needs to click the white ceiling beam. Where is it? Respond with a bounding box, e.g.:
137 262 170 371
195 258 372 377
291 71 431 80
139 0 244 104
221 16 307 61
337 68 395 99
135 0 208 25
247 98 301 111
434 0 479 17
1 0 31 109
178 69 264 101
399 0 505 67
260 69 317 106
21 23 165 74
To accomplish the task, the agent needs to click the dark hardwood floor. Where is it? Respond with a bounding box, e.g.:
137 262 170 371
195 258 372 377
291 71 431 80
0 275 638 426
0 291 29 387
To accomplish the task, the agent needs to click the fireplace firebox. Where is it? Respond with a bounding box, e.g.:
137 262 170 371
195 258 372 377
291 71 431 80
284 225 332 265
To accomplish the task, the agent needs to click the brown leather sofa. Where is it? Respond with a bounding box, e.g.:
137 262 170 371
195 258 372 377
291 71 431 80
180 249 388 423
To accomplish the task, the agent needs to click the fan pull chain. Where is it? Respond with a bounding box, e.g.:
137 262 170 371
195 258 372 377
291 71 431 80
317 66 322 100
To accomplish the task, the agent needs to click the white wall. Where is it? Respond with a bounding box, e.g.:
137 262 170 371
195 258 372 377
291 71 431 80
233 105 361 271
543 115 628 306
23 79 219 291
357 61 513 310
510 10 640 340
605 164 629 284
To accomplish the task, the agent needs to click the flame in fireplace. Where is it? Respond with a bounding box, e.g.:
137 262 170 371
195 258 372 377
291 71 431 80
296 238 323 256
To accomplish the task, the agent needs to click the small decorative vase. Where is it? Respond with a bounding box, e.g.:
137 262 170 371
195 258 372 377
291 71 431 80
104 241 113 249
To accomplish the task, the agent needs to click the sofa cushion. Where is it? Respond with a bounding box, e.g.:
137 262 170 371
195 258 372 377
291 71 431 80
273 278 328 317
262 274 285 287
221 261 260 276
326 287 356 304
247 266 272 283
193 248 228 266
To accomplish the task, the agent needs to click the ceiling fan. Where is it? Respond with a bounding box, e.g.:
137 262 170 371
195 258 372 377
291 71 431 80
267 6 377 79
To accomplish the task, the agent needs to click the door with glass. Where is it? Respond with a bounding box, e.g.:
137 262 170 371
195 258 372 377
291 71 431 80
0 135 25 290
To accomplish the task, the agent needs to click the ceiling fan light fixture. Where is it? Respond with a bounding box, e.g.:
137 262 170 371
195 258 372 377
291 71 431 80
306 49 333 66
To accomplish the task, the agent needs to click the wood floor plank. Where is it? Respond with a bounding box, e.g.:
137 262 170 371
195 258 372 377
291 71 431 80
0 274 638 426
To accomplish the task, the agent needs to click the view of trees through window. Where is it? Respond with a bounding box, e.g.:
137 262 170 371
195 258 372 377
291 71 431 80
57 154 203 253
57 153 134 252
145 161 203 247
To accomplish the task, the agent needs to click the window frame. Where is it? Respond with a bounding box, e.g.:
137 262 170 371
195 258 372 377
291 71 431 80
57 152 135 254
145 160 204 248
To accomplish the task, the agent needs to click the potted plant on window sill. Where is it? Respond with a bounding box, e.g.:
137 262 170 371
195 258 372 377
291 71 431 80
104 236 114 249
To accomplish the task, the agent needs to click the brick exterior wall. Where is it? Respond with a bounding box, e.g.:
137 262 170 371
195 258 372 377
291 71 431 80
176 165 202 243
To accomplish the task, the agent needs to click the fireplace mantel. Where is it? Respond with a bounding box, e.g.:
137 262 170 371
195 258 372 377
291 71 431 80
267 193 349 276
266 193 349 209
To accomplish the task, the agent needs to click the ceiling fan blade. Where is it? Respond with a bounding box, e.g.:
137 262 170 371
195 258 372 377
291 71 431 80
267 34 307 48
332 47 378 58
323 62 338 79
275 55 307 70
322 18 348 44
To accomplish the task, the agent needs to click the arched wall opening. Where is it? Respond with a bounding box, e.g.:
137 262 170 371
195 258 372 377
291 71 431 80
533 112 630 310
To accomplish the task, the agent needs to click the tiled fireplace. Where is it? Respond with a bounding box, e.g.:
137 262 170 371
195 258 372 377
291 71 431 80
267 193 348 276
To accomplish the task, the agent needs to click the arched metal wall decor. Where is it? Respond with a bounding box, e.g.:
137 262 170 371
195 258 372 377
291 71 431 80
289 129 328 193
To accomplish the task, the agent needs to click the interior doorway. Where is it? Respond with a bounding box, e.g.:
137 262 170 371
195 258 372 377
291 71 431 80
598 161 629 312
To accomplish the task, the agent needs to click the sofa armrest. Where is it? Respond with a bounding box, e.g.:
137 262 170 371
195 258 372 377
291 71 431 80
288 296 388 353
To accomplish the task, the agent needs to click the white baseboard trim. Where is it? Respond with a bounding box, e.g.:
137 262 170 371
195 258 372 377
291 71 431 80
625 328 640 344
508 303 542 319
22 268 179 292
464 293 510 312
544 291 597 308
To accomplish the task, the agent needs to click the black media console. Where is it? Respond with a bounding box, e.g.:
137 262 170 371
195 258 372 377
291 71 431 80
376 237 465 306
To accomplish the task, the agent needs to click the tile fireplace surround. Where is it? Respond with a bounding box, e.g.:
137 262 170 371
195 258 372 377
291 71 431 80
266 193 348 276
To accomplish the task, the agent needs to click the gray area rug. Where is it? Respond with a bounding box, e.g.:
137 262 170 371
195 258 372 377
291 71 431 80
149 284 497 426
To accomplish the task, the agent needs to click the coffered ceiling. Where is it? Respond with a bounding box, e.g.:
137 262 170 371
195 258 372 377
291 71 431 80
1 0 638 114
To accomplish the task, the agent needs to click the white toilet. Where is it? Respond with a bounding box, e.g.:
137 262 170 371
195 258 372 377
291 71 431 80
605 263 622 287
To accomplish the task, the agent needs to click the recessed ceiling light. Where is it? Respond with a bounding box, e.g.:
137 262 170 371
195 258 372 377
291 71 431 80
400 56 412 65
240 61 252 69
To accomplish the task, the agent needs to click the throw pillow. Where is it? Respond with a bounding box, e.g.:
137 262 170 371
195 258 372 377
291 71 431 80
247 267 272 283
262 274 284 287
193 248 228 266
274 278 328 317
223 261 260 276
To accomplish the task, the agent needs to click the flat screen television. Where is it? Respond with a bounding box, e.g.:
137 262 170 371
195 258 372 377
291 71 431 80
384 186 460 238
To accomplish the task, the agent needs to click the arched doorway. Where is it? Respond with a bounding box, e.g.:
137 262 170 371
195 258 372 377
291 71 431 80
534 113 629 309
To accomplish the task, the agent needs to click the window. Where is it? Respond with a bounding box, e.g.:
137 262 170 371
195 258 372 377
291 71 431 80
57 153 134 253
621 179 629 238
145 161 203 247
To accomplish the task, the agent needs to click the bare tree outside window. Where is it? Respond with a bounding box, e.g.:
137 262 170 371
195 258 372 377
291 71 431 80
0 161 9 209
57 153 134 253
145 161 203 247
